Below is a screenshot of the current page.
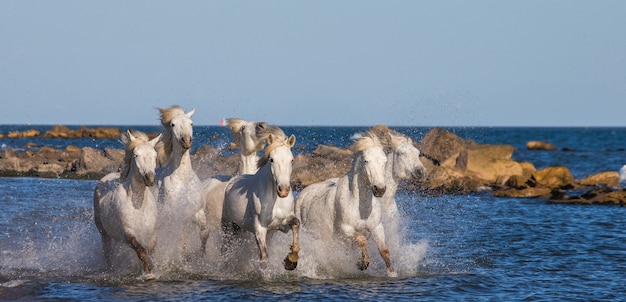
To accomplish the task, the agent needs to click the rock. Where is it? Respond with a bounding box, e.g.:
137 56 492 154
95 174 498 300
441 145 519 184
415 128 477 165
313 144 353 159
578 171 620 188
35 163 65 177
530 166 575 189
527 141 557 150
41 125 121 139
7 129 40 138
426 166 487 194
492 187 553 198
292 153 351 190
77 147 118 175
550 187 626 206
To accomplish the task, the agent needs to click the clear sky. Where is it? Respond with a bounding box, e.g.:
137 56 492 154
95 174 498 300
1 1 625 127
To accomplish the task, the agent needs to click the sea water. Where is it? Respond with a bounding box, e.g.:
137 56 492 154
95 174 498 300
1 126 626 300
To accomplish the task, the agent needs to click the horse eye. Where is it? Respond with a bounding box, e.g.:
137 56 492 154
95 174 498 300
270 158 274 162
171 123 175 127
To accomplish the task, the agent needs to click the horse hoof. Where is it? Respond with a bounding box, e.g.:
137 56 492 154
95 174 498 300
357 260 369 271
143 273 156 281
283 257 298 270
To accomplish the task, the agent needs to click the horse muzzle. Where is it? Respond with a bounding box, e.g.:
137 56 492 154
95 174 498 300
144 172 156 186
277 185 291 198
372 185 386 198
414 167 427 181
180 136 192 150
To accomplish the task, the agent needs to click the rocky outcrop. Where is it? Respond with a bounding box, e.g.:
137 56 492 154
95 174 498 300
577 171 620 188
0 125 123 139
550 187 626 206
526 141 558 150
1 125 623 206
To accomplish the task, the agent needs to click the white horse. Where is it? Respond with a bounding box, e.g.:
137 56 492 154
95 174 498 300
221 133 300 270
377 133 427 251
93 130 161 279
296 131 398 277
154 106 204 259
198 118 285 254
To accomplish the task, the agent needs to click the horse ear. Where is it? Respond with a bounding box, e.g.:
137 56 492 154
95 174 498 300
127 129 137 142
267 133 275 145
287 134 296 147
149 133 162 148
186 108 196 118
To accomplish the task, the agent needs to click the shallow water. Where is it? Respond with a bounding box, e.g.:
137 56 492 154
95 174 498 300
2 177 626 301
2 126 626 300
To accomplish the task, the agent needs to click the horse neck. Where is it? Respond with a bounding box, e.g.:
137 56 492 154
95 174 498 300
168 143 193 176
254 162 278 200
347 156 373 201
124 168 151 208
384 152 399 202
238 153 259 175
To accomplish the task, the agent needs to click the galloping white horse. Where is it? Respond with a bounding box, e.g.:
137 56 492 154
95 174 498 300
221 133 300 270
198 118 285 254
377 133 427 251
154 106 204 258
296 131 398 277
93 130 161 279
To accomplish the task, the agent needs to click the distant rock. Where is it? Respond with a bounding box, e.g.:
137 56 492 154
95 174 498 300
550 187 626 206
526 141 557 150
530 166 575 189
577 171 620 188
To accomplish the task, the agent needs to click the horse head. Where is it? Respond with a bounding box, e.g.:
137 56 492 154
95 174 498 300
159 106 194 152
125 130 161 186
228 118 266 155
352 132 387 198
389 134 427 181
261 133 296 198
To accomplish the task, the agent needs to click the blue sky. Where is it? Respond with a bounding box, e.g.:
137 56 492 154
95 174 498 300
1 1 625 126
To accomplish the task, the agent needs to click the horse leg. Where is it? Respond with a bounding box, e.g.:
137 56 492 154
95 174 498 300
355 232 371 271
125 232 155 280
283 217 300 270
193 208 209 256
373 225 397 277
254 227 269 268
101 233 113 270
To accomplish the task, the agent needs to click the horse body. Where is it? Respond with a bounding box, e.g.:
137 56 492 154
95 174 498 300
379 134 427 250
296 131 397 277
93 130 161 279
199 118 286 253
154 106 204 259
222 134 300 270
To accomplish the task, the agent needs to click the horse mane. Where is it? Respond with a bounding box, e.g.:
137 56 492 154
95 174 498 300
155 105 186 167
227 118 246 148
387 133 412 152
227 118 286 151
120 129 150 179
257 134 292 169
349 131 382 154
256 123 286 142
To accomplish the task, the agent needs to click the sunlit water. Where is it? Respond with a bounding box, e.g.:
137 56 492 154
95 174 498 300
2 126 626 300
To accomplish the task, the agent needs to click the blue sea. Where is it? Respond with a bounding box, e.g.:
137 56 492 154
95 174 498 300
2 125 626 301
